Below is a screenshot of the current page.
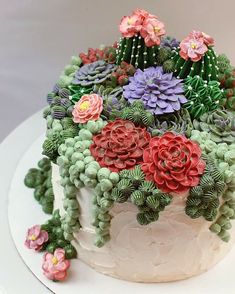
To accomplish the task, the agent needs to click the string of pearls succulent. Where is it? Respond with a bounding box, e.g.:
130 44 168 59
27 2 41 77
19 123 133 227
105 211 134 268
43 115 79 162
57 55 82 88
24 158 54 214
190 130 235 241
56 119 107 242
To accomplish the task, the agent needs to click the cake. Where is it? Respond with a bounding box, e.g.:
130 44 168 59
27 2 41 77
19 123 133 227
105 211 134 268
24 8 235 283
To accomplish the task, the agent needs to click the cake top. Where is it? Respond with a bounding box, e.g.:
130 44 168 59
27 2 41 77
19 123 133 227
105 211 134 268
24 8 235 282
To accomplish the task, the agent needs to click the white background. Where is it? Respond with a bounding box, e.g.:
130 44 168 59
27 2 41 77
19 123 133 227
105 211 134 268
0 0 235 141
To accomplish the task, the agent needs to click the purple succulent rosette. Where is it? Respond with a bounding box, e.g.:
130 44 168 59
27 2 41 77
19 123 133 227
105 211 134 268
123 66 187 115
72 60 116 87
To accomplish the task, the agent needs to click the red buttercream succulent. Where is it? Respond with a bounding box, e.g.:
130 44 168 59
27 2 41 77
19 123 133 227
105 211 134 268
79 48 104 64
141 132 206 194
90 119 151 172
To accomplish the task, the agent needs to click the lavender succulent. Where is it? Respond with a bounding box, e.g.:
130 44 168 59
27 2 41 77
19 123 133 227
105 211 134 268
123 66 187 115
72 60 116 87
160 36 180 50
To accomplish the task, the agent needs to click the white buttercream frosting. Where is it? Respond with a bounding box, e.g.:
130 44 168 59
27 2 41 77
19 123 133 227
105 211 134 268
52 163 235 282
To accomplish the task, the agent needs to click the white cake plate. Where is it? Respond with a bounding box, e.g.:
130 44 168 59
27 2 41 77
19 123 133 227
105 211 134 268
4 111 235 294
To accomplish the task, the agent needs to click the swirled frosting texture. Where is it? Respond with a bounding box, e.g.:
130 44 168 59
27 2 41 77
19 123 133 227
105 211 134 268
52 164 235 282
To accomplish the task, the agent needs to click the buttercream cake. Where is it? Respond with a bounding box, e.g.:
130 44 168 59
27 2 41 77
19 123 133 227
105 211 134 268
24 8 235 283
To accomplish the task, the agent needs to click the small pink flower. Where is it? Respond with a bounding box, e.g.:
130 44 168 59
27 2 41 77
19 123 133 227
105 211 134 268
179 35 208 62
132 8 150 21
25 225 48 251
72 94 103 124
189 30 214 47
140 16 166 47
119 14 143 38
42 248 70 282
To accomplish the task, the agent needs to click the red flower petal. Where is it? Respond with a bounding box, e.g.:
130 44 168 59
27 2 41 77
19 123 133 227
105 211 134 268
141 132 206 195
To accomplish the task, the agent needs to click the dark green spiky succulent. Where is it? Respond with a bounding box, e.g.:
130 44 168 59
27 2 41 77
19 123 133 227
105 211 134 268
172 47 219 81
116 35 159 70
183 75 223 119
68 84 93 104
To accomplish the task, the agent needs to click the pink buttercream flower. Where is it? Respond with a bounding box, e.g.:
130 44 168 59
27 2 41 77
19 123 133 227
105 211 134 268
189 30 214 47
133 8 150 21
72 94 103 124
119 14 142 38
179 35 208 62
25 225 48 251
42 248 70 282
140 16 166 47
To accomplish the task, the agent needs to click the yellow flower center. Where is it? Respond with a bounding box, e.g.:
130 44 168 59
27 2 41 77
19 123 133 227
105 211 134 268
154 26 161 33
79 101 90 111
191 42 197 49
29 234 37 241
127 17 133 26
52 257 58 265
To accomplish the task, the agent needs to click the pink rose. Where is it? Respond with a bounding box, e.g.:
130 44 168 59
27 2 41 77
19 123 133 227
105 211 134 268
72 94 103 124
179 36 208 62
119 14 142 38
42 248 70 282
25 225 48 251
140 16 166 47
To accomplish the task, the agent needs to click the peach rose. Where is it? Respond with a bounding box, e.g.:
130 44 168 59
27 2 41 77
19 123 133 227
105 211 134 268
72 94 103 124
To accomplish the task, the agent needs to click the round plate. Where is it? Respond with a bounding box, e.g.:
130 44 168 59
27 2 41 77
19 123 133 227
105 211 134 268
5 111 235 294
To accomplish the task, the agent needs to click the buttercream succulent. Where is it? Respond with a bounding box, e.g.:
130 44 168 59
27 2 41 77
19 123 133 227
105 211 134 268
120 101 154 127
193 109 235 144
140 15 166 47
219 64 235 111
141 132 206 194
179 30 214 62
79 47 104 64
72 94 103 124
108 61 136 87
90 119 151 172
72 60 116 87
25 225 49 251
150 108 193 137
123 66 187 115
183 75 223 119
42 248 70 281
160 36 180 50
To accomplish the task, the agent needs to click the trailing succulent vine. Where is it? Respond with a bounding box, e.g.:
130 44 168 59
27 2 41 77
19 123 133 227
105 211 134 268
185 154 225 221
41 210 77 259
24 158 54 214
